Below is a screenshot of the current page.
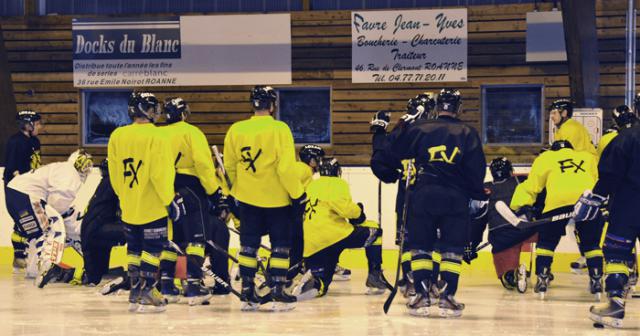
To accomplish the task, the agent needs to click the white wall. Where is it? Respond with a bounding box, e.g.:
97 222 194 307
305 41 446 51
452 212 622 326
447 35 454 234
0 166 581 253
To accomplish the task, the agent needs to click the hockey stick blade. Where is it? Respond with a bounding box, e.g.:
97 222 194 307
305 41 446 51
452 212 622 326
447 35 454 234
212 145 233 189
495 201 522 226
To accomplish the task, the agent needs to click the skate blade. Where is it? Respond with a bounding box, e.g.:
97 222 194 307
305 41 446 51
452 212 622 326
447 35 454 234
262 302 296 312
240 302 260 312
187 294 212 306
333 274 351 281
407 307 431 317
365 287 385 296
590 313 623 328
438 307 463 318
128 303 139 313
164 295 181 304
136 304 167 314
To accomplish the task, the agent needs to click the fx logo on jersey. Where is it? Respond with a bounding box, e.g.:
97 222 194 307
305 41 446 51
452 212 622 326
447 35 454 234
123 158 142 188
306 199 319 220
428 145 460 164
558 159 585 173
241 146 262 173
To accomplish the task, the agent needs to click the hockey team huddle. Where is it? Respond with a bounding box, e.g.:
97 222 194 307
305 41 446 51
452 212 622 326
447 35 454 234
3 85 639 328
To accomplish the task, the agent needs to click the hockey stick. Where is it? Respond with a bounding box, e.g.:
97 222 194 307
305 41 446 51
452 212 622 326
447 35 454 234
383 161 413 314
212 145 233 190
495 201 575 230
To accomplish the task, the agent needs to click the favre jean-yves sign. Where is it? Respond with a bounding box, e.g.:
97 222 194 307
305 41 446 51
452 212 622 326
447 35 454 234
72 14 292 87
351 9 467 83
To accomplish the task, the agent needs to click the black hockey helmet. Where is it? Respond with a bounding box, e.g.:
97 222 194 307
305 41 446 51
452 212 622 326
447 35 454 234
551 139 573 151
549 99 574 118
16 110 41 130
128 92 160 121
318 157 341 177
612 104 637 129
489 157 513 182
299 144 325 166
164 97 190 124
406 92 436 119
250 85 277 111
436 88 462 114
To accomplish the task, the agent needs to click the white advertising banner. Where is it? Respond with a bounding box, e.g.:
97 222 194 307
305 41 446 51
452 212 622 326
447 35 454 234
351 9 468 83
72 14 292 87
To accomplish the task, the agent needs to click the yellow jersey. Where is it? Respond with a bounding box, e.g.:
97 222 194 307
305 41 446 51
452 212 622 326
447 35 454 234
108 123 175 224
223 115 304 207
303 176 362 257
596 129 618 160
164 121 220 195
294 161 314 188
554 119 597 156
511 148 598 213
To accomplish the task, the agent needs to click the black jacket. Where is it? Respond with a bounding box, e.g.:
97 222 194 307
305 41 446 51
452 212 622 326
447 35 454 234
3 132 40 185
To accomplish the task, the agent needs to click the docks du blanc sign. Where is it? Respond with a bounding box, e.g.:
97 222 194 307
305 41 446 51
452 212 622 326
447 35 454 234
352 9 468 83
72 14 292 87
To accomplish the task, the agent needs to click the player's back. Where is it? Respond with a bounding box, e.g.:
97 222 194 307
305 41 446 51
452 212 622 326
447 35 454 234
224 115 299 207
537 148 597 212
108 123 173 225
303 176 360 257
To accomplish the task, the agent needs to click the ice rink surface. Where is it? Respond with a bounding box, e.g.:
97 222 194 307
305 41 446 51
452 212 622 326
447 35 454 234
1 266 638 336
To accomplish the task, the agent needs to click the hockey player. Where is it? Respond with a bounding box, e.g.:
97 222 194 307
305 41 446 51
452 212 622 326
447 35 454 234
510 140 604 300
4 110 43 271
159 97 221 306
294 157 388 300
597 105 637 159
381 88 487 317
108 92 184 313
574 114 640 328
551 99 597 156
80 159 125 286
223 85 305 312
370 93 439 298
471 157 537 293
6 149 92 284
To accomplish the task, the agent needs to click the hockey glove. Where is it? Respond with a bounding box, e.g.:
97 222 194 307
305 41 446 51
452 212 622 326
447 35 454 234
291 192 309 222
370 111 390 134
469 199 489 219
515 205 536 222
349 202 366 225
574 190 607 222
207 188 223 214
168 193 186 222
463 242 478 264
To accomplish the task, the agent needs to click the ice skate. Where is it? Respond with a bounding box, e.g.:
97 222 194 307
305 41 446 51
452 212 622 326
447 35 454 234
589 274 603 302
438 294 465 318
240 281 261 312
406 292 431 317
210 281 231 296
590 297 625 328
268 285 296 312
12 258 26 274
101 276 130 296
534 270 550 300
128 278 141 313
160 278 181 304
185 279 212 306
365 270 389 295
516 264 528 294
137 283 167 313
570 256 587 275
333 264 351 281
294 272 321 301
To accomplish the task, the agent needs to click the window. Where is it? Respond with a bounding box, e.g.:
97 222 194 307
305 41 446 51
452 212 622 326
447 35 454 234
277 87 332 144
82 89 133 146
482 85 544 145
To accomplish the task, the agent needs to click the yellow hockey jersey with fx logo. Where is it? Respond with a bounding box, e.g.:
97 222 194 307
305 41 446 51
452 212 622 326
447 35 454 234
511 148 598 213
108 123 175 225
223 115 304 208
164 121 220 195
303 176 362 257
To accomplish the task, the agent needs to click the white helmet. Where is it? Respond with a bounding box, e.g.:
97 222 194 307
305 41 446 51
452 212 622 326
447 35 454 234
68 149 93 179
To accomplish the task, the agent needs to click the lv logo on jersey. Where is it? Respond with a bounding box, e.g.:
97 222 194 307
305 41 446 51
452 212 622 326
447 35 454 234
123 158 142 188
427 145 460 164
558 159 585 173
241 146 262 173
306 199 319 220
